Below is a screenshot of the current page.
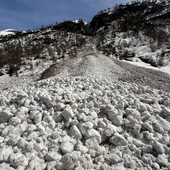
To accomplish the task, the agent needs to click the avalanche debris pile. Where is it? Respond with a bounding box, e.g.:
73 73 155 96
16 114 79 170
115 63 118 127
0 77 170 170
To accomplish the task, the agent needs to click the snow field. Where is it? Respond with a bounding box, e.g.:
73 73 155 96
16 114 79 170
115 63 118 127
0 77 170 169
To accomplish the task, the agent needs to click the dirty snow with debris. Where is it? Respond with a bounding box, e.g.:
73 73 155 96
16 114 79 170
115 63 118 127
68 54 128 79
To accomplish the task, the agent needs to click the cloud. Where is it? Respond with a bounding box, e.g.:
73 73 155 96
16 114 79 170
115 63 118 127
0 0 132 30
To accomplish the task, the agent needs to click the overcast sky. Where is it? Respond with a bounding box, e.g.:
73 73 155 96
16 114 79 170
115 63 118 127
0 0 131 31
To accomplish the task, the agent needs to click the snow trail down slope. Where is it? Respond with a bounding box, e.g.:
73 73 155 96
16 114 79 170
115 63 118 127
39 52 129 81
68 53 128 79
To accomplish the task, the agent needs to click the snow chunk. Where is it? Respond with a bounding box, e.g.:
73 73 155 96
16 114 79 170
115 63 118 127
156 114 170 132
125 108 141 119
104 104 123 126
69 125 82 140
0 163 15 170
161 105 170 117
104 123 118 137
61 141 74 154
85 138 105 157
78 122 93 135
9 117 21 126
86 129 101 144
156 154 168 167
109 153 121 164
0 109 13 123
9 153 28 168
0 145 13 162
59 152 79 170
61 106 74 121
109 133 128 146
55 102 65 111
152 141 165 154
137 102 147 112
45 151 62 161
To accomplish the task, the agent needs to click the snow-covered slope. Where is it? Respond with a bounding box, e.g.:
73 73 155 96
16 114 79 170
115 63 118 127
91 0 170 69
0 27 90 77
96 30 170 68
0 29 17 36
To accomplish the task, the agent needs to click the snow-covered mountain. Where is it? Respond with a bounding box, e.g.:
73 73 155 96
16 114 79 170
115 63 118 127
0 1 170 79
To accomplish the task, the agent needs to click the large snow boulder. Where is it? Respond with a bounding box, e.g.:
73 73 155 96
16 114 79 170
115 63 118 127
0 109 13 123
109 133 128 146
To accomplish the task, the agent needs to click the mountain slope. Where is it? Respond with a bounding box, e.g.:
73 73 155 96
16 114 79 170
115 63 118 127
0 25 90 77
91 0 170 67
0 0 170 83
91 0 170 32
